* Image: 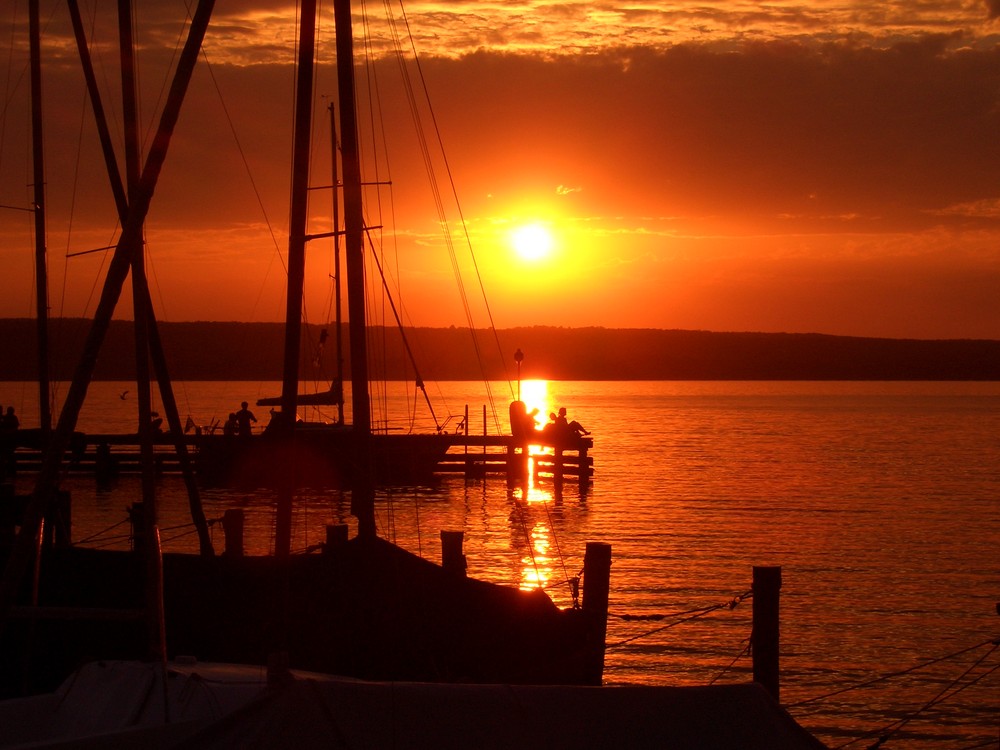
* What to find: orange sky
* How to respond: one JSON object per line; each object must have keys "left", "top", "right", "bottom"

{"left": 2, "top": 1, "right": 999, "bottom": 339}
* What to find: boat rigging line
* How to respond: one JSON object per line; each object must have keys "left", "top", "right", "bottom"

{"left": 366, "top": 0, "right": 513, "bottom": 428}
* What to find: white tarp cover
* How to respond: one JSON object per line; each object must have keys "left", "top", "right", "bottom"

{"left": 0, "top": 661, "right": 826, "bottom": 750}
{"left": 180, "top": 673, "right": 827, "bottom": 750}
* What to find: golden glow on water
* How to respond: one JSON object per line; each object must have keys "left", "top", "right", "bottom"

{"left": 518, "top": 379, "right": 551, "bottom": 421}
{"left": 519, "top": 520, "right": 553, "bottom": 591}
{"left": 6, "top": 380, "right": 999, "bottom": 748}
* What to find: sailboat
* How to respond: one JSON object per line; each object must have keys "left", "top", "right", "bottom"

{"left": 0, "top": 0, "right": 608, "bottom": 699}
{"left": 189, "top": 5, "right": 483, "bottom": 490}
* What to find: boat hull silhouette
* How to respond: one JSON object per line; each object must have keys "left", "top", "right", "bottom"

{"left": 194, "top": 428, "right": 455, "bottom": 486}
{"left": 1, "top": 535, "right": 605, "bottom": 698}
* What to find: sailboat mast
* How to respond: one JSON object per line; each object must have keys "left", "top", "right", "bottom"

{"left": 28, "top": 0, "right": 50, "bottom": 435}
{"left": 329, "top": 102, "right": 345, "bottom": 426}
{"left": 279, "top": 0, "right": 316, "bottom": 422}
{"left": 334, "top": 0, "right": 376, "bottom": 538}
{"left": 274, "top": 0, "right": 318, "bottom": 558}
{"left": 334, "top": 0, "right": 369, "bottom": 436}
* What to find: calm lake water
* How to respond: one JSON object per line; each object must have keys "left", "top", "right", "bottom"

{"left": 3, "top": 379, "right": 999, "bottom": 748}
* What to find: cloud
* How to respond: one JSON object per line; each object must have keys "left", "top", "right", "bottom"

{"left": 422, "top": 40, "right": 1000, "bottom": 234}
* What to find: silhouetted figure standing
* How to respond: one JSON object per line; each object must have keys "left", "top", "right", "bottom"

{"left": 2, "top": 406, "right": 19, "bottom": 431}
{"left": 235, "top": 401, "right": 257, "bottom": 438}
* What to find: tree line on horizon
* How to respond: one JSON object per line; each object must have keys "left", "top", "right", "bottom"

{"left": 1, "top": 318, "right": 998, "bottom": 382}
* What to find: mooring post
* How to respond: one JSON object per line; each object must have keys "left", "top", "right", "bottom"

{"left": 324, "top": 523, "right": 349, "bottom": 555}
{"left": 752, "top": 565, "right": 782, "bottom": 702}
{"left": 582, "top": 541, "right": 612, "bottom": 685}
{"left": 441, "top": 530, "right": 467, "bottom": 576}
{"left": 128, "top": 502, "right": 145, "bottom": 554}
{"left": 578, "top": 446, "right": 590, "bottom": 488}
{"left": 221, "top": 508, "right": 244, "bottom": 557}
{"left": 43, "top": 490, "right": 71, "bottom": 549}
{"left": 505, "top": 443, "right": 528, "bottom": 487}
{"left": 0, "top": 484, "right": 16, "bottom": 547}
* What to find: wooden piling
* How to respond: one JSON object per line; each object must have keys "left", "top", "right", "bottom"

{"left": 221, "top": 508, "right": 244, "bottom": 557}
{"left": 128, "top": 502, "right": 144, "bottom": 553}
{"left": 42, "top": 490, "right": 71, "bottom": 549}
{"left": 752, "top": 565, "right": 782, "bottom": 702}
{"left": 324, "top": 523, "right": 349, "bottom": 554}
{"left": 0, "top": 484, "right": 15, "bottom": 547}
{"left": 582, "top": 541, "right": 612, "bottom": 685}
{"left": 440, "top": 530, "right": 467, "bottom": 576}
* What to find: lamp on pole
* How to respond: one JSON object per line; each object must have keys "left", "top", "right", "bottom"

{"left": 514, "top": 348, "right": 524, "bottom": 401}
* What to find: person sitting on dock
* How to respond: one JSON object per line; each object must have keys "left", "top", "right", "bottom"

{"left": 558, "top": 407, "right": 590, "bottom": 437}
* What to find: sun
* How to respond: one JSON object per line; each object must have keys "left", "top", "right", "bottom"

{"left": 510, "top": 223, "right": 554, "bottom": 262}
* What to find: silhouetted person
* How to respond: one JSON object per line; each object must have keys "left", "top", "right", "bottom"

{"left": 223, "top": 412, "right": 238, "bottom": 437}
{"left": 235, "top": 401, "right": 257, "bottom": 438}
{"left": 558, "top": 407, "right": 589, "bottom": 437}
{"left": 541, "top": 411, "right": 560, "bottom": 441}
{"left": 508, "top": 401, "right": 539, "bottom": 441}
{"left": 2, "top": 406, "right": 19, "bottom": 431}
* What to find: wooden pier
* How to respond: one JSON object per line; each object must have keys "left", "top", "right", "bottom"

{"left": 4, "top": 433, "right": 594, "bottom": 488}
{"left": 439, "top": 435, "right": 593, "bottom": 486}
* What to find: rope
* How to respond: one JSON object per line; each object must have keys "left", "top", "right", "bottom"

{"left": 538, "top": 496, "right": 574, "bottom": 605}
{"left": 843, "top": 643, "right": 1000, "bottom": 750}
{"left": 509, "top": 498, "right": 543, "bottom": 589}
{"left": 160, "top": 526, "right": 201, "bottom": 545}
{"left": 788, "top": 637, "right": 998, "bottom": 708}
{"left": 608, "top": 590, "right": 752, "bottom": 648}
{"left": 709, "top": 638, "right": 752, "bottom": 685}
{"left": 75, "top": 516, "right": 130, "bottom": 545}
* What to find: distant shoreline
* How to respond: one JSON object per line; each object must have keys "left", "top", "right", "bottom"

{"left": 2, "top": 319, "right": 999, "bottom": 382}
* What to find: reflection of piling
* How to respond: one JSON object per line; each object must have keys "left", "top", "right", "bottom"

{"left": 440, "top": 530, "right": 467, "bottom": 577}
{"left": 752, "top": 565, "right": 782, "bottom": 702}
{"left": 582, "top": 541, "right": 612, "bottom": 685}
{"left": 221, "top": 509, "right": 244, "bottom": 557}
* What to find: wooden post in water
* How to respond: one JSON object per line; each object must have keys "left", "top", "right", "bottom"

{"left": 42, "top": 490, "right": 71, "bottom": 549}
{"left": 582, "top": 541, "right": 612, "bottom": 685}
{"left": 128, "top": 502, "right": 144, "bottom": 554}
{"left": 752, "top": 565, "right": 782, "bottom": 702}
{"left": 324, "top": 523, "right": 349, "bottom": 554}
{"left": 441, "top": 530, "right": 467, "bottom": 577}
{"left": 221, "top": 509, "right": 244, "bottom": 557}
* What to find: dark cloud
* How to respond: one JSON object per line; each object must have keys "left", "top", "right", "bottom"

{"left": 419, "top": 40, "right": 1000, "bottom": 234}
{"left": 987, "top": 0, "right": 1000, "bottom": 20}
